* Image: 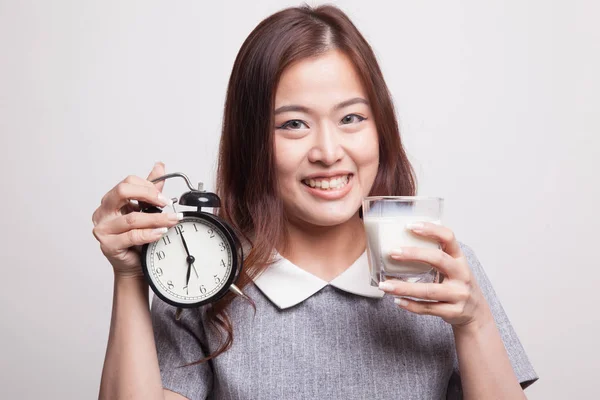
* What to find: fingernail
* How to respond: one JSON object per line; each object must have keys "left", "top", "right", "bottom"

{"left": 157, "top": 193, "right": 172, "bottom": 207}
{"left": 390, "top": 248, "right": 403, "bottom": 258}
{"left": 406, "top": 222, "right": 424, "bottom": 231}
{"left": 378, "top": 281, "right": 394, "bottom": 291}
{"left": 152, "top": 227, "right": 168, "bottom": 235}
{"left": 167, "top": 212, "right": 184, "bottom": 221}
{"left": 394, "top": 298, "right": 409, "bottom": 307}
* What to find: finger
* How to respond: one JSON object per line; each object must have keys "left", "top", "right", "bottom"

{"left": 389, "top": 246, "right": 466, "bottom": 281}
{"left": 94, "top": 172, "right": 167, "bottom": 227}
{"left": 405, "top": 222, "right": 462, "bottom": 259}
{"left": 99, "top": 174, "right": 156, "bottom": 210}
{"left": 394, "top": 296, "right": 458, "bottom": 317}
{"left": 94, "top": 199, "right": 142, "bottom": 228}
{"left": 147, "top": 162, "right": 166, "bottom": 192}
{"left": 102, "top": 181, "right": 171, "bottom": 213}
{"left": 378, "top": 280, "right": 466, "bottom": 303}
{"left": 101, "top": 211, "right": 183, "bottom": 235}
{"left": 119, "top": 200, "right": 141, "bottom": 215}
{"left": 102, "top": 226, "right": 172, "bottom": 254}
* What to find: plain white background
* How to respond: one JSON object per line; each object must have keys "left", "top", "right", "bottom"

{"left": 1, "top": 0, "right": 598, "bottom": 398}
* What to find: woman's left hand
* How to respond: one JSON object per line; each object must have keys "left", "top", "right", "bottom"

{"left": 377, "top": 222, "right": 493, "bottom": 329}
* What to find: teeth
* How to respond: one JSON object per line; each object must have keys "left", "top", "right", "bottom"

{"left": 302, "top": 174, "right": 351, "bottom": 190}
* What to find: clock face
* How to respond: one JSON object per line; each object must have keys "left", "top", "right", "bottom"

{"left": 144, "top": 215, "right": 234, "bottom": 306}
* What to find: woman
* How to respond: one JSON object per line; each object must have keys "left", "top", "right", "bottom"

{"left": 93, "top": 5, "right": 537, "bottom": 399}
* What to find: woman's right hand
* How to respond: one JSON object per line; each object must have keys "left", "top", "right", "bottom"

{"left": 92, "top": 162, "right": 183, "bottom": 279}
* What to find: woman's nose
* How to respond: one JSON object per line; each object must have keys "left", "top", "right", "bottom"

{"left": 307, "top": 123, "right": 345, "bottom": 166}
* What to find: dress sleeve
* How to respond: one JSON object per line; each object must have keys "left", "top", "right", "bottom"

{"left": 150, "top": 294, "right": 213, "bottom": 400}
{"left": 446, "top": 243, "right": 539, "bottom": 399}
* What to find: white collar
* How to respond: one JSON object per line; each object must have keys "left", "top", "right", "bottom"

{"left": 252, "top": 251, "right": 384, "bottom": 309}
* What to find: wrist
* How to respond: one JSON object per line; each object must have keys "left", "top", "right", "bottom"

{"left": 113, "top": 275, "right": 150, "bottom": 308}
{"left": 113, "top": 270, "right": 147, "bottom": 282}
{"left": 114, "top": 273, "right": 149, "bottom": 291}
{"left": 452, "top": 306, "right": 495, "bottom": 337}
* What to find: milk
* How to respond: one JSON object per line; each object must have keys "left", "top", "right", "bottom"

{"left": 364, "top": 215, "right": 441, "bottom": 284}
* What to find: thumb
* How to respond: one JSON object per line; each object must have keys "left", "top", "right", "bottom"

{"left": 147, "top": 162, "right": 166, "bottom": 192}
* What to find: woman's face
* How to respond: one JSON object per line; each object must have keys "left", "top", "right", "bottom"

{"left": 273, "top": 49, "right": 379, "bottom": 227}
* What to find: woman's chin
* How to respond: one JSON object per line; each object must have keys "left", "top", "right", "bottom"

{"left": 283, "top": 195, "right": 363, "bottom": 228}
{"left": 301, "top": 209, "right": 359, "bottom": 228}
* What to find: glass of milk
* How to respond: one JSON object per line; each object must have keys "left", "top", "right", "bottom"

{"left": 363, "top": 196, "right": 444, "bottom": 287}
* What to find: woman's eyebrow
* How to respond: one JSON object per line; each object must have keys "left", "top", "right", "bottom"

{"left": 274, "top": 97, "right": 369, "bottom": 115}
{"left": 333, "top": 97, "right": 369, "bottom": 111}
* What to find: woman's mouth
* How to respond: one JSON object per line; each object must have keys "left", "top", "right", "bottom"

{"left": 301, "top": 174, "right": 353, "bottom": 191}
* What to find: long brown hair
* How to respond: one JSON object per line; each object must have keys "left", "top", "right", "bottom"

{"left": 185, "top": 3, "right": 416, "bottom": 365}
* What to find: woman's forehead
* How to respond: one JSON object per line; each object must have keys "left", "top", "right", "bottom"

{"left": 274, "top": 50, "right": 368, "bottom": 110}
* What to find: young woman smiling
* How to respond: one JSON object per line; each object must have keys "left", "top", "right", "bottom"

{"left": 93, "top": 5, "right": 537, "bottom": 399}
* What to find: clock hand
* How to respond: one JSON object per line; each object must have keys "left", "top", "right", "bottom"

{"left": 176, "top": 225, "right": 196, "bottom": 288}
{"left": 178, "top": 226, "right": 192, "bottom": 258}
{"left": 185, "top": 258, "right": 192, "bottom": 288}
{"left": 192, "top": 263, "right": 199, "bottom": 278}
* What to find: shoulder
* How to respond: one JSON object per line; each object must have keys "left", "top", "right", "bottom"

{"left": 458, "top": 241, "right": 478, "bottom": 263}
{"left": 456, "top": 241, "right": 501, "bottom": 302}
{"left": 458, "top": 241, "right": 487, "bottom": 278}
{"left": 455, "top": 244, "right": 539, "bottom": 388}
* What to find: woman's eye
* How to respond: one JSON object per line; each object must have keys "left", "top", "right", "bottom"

{"left": 341, "top": 114, "right": 366, "bottom": 125}
{"left": 278, "top": 120, "right": 308, "bottom": 130}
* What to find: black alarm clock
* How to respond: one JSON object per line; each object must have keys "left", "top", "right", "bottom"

{"left": 139, "top": 173, "right": 245, "bottom": 315}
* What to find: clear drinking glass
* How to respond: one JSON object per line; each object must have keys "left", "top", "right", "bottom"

{"left": 362, "top": 196, "right": 444, "bottom": 287}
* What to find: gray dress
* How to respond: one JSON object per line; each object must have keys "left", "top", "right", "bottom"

{"left": 151, "top": 243, "right": 538, "bottom": 399}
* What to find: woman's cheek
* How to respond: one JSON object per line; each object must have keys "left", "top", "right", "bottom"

{"left": 351, "top": 128, "right": 378, "bottom": 163}
{"left": 355, "top": 128, "right": 379, "bottom": 192}
{"left": 274, "top": 141, "right": 302, "bottom": 183}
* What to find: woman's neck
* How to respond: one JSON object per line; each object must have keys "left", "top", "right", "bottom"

{"left": 278, "top": 212, "right": 366, "bottom": 281}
